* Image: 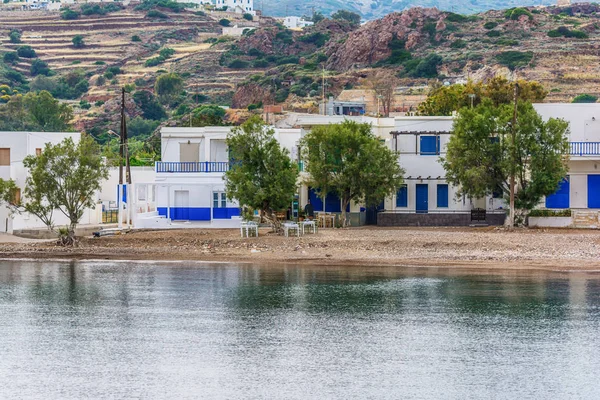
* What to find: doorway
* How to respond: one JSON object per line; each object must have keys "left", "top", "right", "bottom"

{"left": 174, "top": 190, "right": 189, "bottom": 220}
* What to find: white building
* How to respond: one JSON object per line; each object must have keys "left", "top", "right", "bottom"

{"left": 0, "top": 131, "right": 100, "bottom": 234}
{"left": 282, "top": 16, "right": 314, "bottom": 30}
{"left": 215, "top": 0, "right": 253, "bottom": 14}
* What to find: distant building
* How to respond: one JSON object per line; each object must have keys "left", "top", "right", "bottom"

{"left": 215, "top": 0, "right": 254, "bottom": 14}
{"left": 283, "top": 16, "right": 314, "bottom": 30}
{"left": 322, "top": 96, "right": 366, "bottom": 116}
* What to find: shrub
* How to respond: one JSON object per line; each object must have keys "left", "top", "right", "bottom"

{"left": 483, "top": 21, "right": 498, "bottom": 30}
{"left": 219, "top": 19, "right": 231, "bottom": 27}
{"left": 72, "top": 35, "right": 85, "bottom": 48}
{"left": 104, "top": 71, "right": 114, "bottom": 79}
{"left": 247, "top": 103, "right": 260, "bottom": 110}
{"left": 275, "top": 56, "right": 300, "bottom": 65}
{"left": 123, "top": 83, "right": 136, "bottom": 93}
{"left": 495, "top": 51, "right": 533, "bottom": 70}
{"left": 95, "top": 100, "right": 105, "bottom": 107}
{"left": 247, "top": 48, "right": 264, "bottom": 57}
{"left": 450, "top": 39, "right": 467, "bottom": 49}
{"left": 3, "top": 52, "right": 19, "bottom": 64}
{"left": 144, "top": 57, "right": 163, "bottom": 67}
{"left": 486, "top": 30, "right": 502, "bottom": 37}
{"left": 505, "top": 7, "right": 533, "bottom": 21}
{"left": 445, "top": 12, "right": 468, "bottom": 23}
{"left": 195, "top": 11, "right": 205, "bottom": 16}
{"left": 17, "top": 45, "right": 37, "bottom": 58}
{"left": 496, "top": 39, "right": 519, "bottom": 46}
{"left": 106, "top": 66, "right": 121, "bottom": 75}
{"left": 132, "top": 35, "right": 142, "bottom": 42}
{"left": 572, "top": 94, "right": 598, "bottom": 103}
{"left": 146, "top": 10, "right": 168, "bottom": 19}
{"left": 253, "top": 59, "right": 269, "bottom": 68}
{"left": 159, "top": 47, "right": 175, "bottom": 59}
{"left": 243, "top": 13, "right": 253, "bottom": 21}
{"left": 96, "top": 76, "right": 106, "bottom": 86}
{"left": 9, "top": 30, "right": 21, "bottom": 44}
{"left": 228, "top": 59, "right": 249, "bottom": 69}
{"left": 404, "top": 54, "right": 443, "bottom": 78}
{"left": 79, "top": 100, "right": 91, "bottom": 109}
{"left": 30, "top": 59, "right": 51, "bottom": 77}
{"left": 133, "top": 90, "right": 167, "bottom": 120}
{"left": 94, "top": 61, "right": 105, "bottom": 65}
{"left": 61, "top": 8, "right": 80, "bottom": 20}
{"left": 5, "top": 70, "right": 25, "bottom": 84}
{"left": 548, "top": 26, "right": 588, "bottom": 39}
{"left": 298, "top": 32, "right": 330, "bottom": 47}
{"left": 529, "top": 209, "right": 571, "bottom": 217}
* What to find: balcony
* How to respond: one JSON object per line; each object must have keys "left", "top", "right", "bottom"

{"left": 156, "top": 162, "right": 230, "bottom": 173}
{"left": 570, "top": 142, "right": 600, "bottom": 156}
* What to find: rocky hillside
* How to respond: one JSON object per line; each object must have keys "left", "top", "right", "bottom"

{"left": 263, "top": 0, "right": 556, "bottom": 19}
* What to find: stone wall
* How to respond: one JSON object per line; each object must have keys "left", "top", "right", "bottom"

{"left": 377, "top": 212, "right": 506, "bottom": 227}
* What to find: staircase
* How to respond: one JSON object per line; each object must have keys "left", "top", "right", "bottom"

{"left": 572, "top": 210, "right": 599, "bottom": 229}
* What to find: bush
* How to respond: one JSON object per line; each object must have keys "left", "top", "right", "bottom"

{"left": 128, "top": 116, "right": 160, "bottom": 138}
{"left": 572, "top": 94, "right": 598, "bottom": 103}
{"left": 72, "top": 35, "right": 85, "bottom": 48}
{"left": 134, "top": 0, "right": 185, "bottom": 13}
{"left": 331, "top": 10, "right": 361, "bottom": 26}
{"left": 5, "top": 70, "right": 25, "bottom": 84}
{"left": 483, "top": 21, "right": 498, "bottom": 30}
{"left": 275, "top": 56, "right": 300, "bottom": 65}
{"left": 495, "top": 51, "right": 533, "bottom": 70}
{"left": 133, "top": 90, "right": 167, "bottom": 120}
{"left": 17, "top": 45, "right": 37, "bottom": 58}
{"left": 61, "top": 8, "right": 80, "bottom": 20}
{"left": 243, "top": 13, "right": 253, "bottom": 21}
{"left": 529, "top": 209, "right": 571, "bottom": 217}
{"left": 9, "top": 30, "right": 21, "bottom": 44}
{"left": 104, "top": 71, "right": 114, "bottom": 79}
{"left": 496, "top": 39, "right": 519, "bottom": 46}
{"left": 96, "top": 76, "right": 106, "bottom": 86}
{"left": 404, "top": 54, "right": 443, "bottom": 78}
{"left": 219, "top": 19, "right": 231, "bottom": 27}
{"left": 30, "top": 59, "right": 51, "bottom": 77}
{"left": 298, "top": 32, "right": 330, "bottom": 47}
{"left": 80, "top": 3, "right": 122, "bottom": 15}
{"left": 146, "top": 10, "right": 168, "bottom": 19}
{"left": 548, "top": 26, "right": 588, "bottom": 39}
{"left": 95, "top": 100, "right": 105, "bottom": 107}
{"left": 159, "top": 47, "right": 175, "bottom": 59}
{"left": 228, "top": 59, "right": 249, "bottom": 69}
{"left": 79, "top": 100, "right": 91, "bottom": 109}
{"left": 505, "top": 7, "right": 533, "bottom": 21}
{"left": 106, "top": 66, "right": 121, "bottom": 75}
{"left": 3, "top": 52, "right": 19, "bottom": 64}
{"left": 450, "top": 39, "right": 467, "bottom": 49}
{"left": 445, "top": 12, "right": 468, "bottom": 23}
{"left": 195, "top": 11, "right": 205, "bottom": 17}
{"left": 94, "top": 61, "right": 105, "bottom": 65}
{"left": 486, "top": 30, "right": 502, "bottom": 37}
{"left": 132, "top": 35, "right": 142, "bottom": 42}
{"left": 252, "top": 59, "right": 269, "bottom": 68}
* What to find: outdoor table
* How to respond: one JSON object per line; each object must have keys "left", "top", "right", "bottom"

{"left": 283, "top": 222, "right": 301, "bottom": 237}
{"left": 318, "top": 214, "right": 336, "bottom": 228}
{"left": 240, "top": 221, "right": 259, "bottom": 238}
{"left": 301, "top": 220, "right": 317, "bottom": 235}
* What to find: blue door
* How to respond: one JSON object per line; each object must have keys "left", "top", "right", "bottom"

{"left": 588, "top": 175, "right": 600, "bottom": 208}
{"left": 546, "top": 177, "right": 569, "bottom": 209}
{"left": 416, "top": 184, "right": 428, "bottom": 214}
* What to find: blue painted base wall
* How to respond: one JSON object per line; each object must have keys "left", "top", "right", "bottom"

{"left": 157, "top": 207, "right": 240, "bottom": 221}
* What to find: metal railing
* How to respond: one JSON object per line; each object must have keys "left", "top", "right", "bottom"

{"left": 570, "top": 142, "right": 600, "bottom": 156}
{"left": 102, "top": 210, "right": 118, "bottom": 224}
{"left": 156, "top": 162, "right": 230, "bottom": 173}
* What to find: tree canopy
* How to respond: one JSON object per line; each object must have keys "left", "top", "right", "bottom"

{"left": 331, "top": 10, "right": 361, "bottom": 26}
{"left": 418, "top": 77, "right": 547, "bottom": 116}
{"left": 442, "top": 100, "right": 569, "bottom": 223}
{"left": 225, "top": 116, "right": 299, "bottom": 232}
{"left": 155, "top": 72, "right": 183, "bottom": 104}
{"left": 0, "top": 91, "right": 73, "bottom": 131}
{"left": 301, "top": 121, "right": 404, "bottom": 227}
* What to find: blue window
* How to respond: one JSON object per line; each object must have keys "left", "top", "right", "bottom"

{"left": 420, "top": 136, "right": 440, "bottom": 155}
{"left": 546, "top": 177, "right": 570, "bottom": 209}
{"left": 396, "top": 185, "right": 408, "bottom": 207}
{"left": 437, "top": 184, "right": 449, "bottom": 208}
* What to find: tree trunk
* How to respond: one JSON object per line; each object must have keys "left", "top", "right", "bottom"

{"left": 263, "top": 208, "right": 283, "bottom": 234}
{"left": 341, "top": 198, "right": 351, "bottom": 228}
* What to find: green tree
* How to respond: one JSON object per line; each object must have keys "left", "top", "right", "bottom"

{"left": 441, "top": 100, "right": 570, "bottom": 225}
{"left": 133, "top": 90, "right": 167, "bottom": 120}
{"left": 225, "top": 116, "right": 299, "bottom": 232}
{"left": 30, "top": 59, "right": 51, "bottom": 77}
{"left": 9, "top": 30, "right": 21, "bottom": 44}
{"left": 61, "top": 8, "right": 80, "bottom": 20}
{"left": 572, "top": 94, "right": 597, "bottom": 103}
{"left": 189, "top": 105, "right": 227, "bottom": 126}
{"left": 219, "top": 18, "right": 231, "bottom": 27}
{"left": 16, "top": 45, "right": 37, "bottom": 58}
{"left": 154, "top": 72, "right": 183, "bottom": 104}
{"left": 23, "top": 91, "right": 73, "bottom": 131}
{"left": 72, "top": 35, "right": 85, "bottom": 48}
{"left": 331, "top": 10, "right": 361, "bottom": 26}
{"left": 301, "top": 121, "right": 404, "bottom": 227}
{"left": 0, "top": 136, "right": 108, "bottom": 245}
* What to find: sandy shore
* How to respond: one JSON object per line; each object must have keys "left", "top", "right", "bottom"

{"left": 2, "top": 227, "right": 600, "bottom": 271}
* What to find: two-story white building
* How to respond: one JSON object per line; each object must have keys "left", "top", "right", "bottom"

{"left": 215, "top": 0, "right": 253, "bottom": 14}
{"left": 0, "top": 131, "right": 100, "bottom": 234}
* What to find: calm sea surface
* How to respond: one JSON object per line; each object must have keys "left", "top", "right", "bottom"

{"left": 0, "top": 260, "right": 599, "bottom": 399}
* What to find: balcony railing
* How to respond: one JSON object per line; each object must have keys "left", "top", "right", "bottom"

{"left": 570, "top": 142, "right": 600, "bottom": 156}
{"left": 156, "top": 161, "right": 230, "bottom": 173}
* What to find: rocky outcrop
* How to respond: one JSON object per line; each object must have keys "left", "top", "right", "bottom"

{"left": 232, "top": 83, "right": 273, "bottom": 109}
{"left": 326, "top": 8, "right": 445, "bottom": 71}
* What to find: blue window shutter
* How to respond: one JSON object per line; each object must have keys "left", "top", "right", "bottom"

{"left": 420, "top": 136, "right": 440, "bottom": 155}
{"left": 396, "top": 185, "right": 408, "bottom": 207}
{"left": 437, "top": 184, "right": 449, "bottom": 208}
{"left": 546, "top": 177, "right": 570, "bottom": 209}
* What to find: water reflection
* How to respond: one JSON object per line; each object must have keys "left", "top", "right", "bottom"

{"left": 0, "top": 261, "right": 599, "bottom": 399}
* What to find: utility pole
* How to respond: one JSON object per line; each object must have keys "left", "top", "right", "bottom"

{"left": 322, "top": 64, "right": 326, "bottom": 115}
{"left": 509, "top": 81, "right": 519, "bottom": 229}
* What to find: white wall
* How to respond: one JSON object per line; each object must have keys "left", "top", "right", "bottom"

{"left": 99, "top": 167, "right": 157, "bottom": 204}
{"left": 534, "top": 103, "right": 600, "bottom": 142}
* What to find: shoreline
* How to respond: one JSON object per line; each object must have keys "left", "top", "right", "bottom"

{"left": 2, "top": 226, "right": 600, "bottom": 273}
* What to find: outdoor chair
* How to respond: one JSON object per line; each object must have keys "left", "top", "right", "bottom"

{"left": 283, "top": 222, "right": 301, "bottom": 237}
{"left": 241, "top": 221, "right": 259, "bottom": 238}
{"left": 301, "top": 220, "right": 317, "bottom": 235}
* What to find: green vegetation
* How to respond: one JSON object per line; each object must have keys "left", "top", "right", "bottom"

{"left": 133, "top": 90, "right": 167, "bottom": 120}
{"left": 3, "top": 52, "right": 19, "bottom": 64}
{"left": 16, "top": 46, "right": 37, "bottom": 58}
{"left": 135, "top": 0, "right": 187, "bottom": 12}
{"left": 483, "top": 21, "right": 498, "bottom": 30}
{"left": 301, "top": 121, "right": 404, "bottom": 227}
{"left": 30, "top": 59, "right": 51, "bottom": 77}
{"left": 219, "top": 19, "right": 231, "bottom": 27}
{"left": 331, "top": 10, "right": 361, "bottom": 26}
{"left": 145, "top": 47, "right": 176, "bottom": 67}
{"left": 486, "top": 30, "right": 502, "bottom": 37}
{"left": 450, "top": 39, "right": 467, "bottom": 49}
{"left": 146, "top": 10, "right": 168, "bottom": 19}
{"left": 572, "top": 94, "right": 598, "bottom": 103}
{"left": 72, "top": 35, "right": 85, "bottom": 48}
{"left": 61, "top": 8, "right": 80, "bottom": 20}
{"left": 495, "top": 51, "right": 533, "bottom": 70}
{"left": 80, "top": 3, "right": 122, "bottom": 15}
{"left": 377, "top": 36, "right": 412, "bottom": 66}
{"left": 225, "top": 116, "right": 299, "bottom": 232}
{"left": 0, "top": 91, "right": 73, "bottom": 131}
{"left": 298, "top": 32, "right": 330, "bottom": 47}
{"left": 243, "top": 13, "right": 253, "bottom": 21}
{"left": 403, "top": 54, "right": 443, "bottom": 78}
{"left": 132, "top": 35, "right": 142, "bottom": 42}
{"left": 529, "top": 209, "right": 571, "bottom": 217}
{"left": 504, "top": 7, "right": 533, "bottom": 21}
{"left": 548, "top": 26, "right": 588, "bottom": 39}
{"left": 442, "top": 100, "right": 569, "bottom": 224}
{"left": 155, "top": 72, "right": 183, "bottom": 104}
{"left": 9, "top": 30, "right": 21, "bottom": 44}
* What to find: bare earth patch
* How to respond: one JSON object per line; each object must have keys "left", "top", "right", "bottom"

{"left": 1, "top": 227, "right": 600, "bottom": 271}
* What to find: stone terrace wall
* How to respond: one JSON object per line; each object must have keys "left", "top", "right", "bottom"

{"left": 377, "top": 213, "right": 506, "bottom": 227}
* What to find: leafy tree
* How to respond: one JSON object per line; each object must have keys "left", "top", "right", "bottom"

{"left": 72, "top": 35, "right": 85, "bottom": 48}
{"left": 331, "top": 10, "right": 361, "bottom": 26}
{"left": 30, "top": 59, "right": 51, "bottom": 77}
{"left": 225, "top": 116, "right": 299, "bottom": 232}
{"left": 61, "top": 8, "right": 80, "bottom": 20}
{"left": 133, "top": 90, "right": 167, "bottom": 120}
{"left": 0, "top": 136, "right": 108, "bottom": 245}
{"left": 441, "top": 100, "right": 569, "bottom": 225}
{"left": 3, "top": 52, "right": 19, "bottom": 64}
{"left": 301, "top": 121, "right": 404, "bottom": 227}
{"left": 188, "top": 105, "right": 227, "bottom": 126}
{"left": 132, "top": 35, "right": 142, "bottom": 42}
{"left": 243, "top": 13, "right": 253, "bottom": 21}
{"left": 154, "top": 72, "right": 183, "bottom": 104}
{"left": 219, "top": 19, "right": 230, "bottom": 27}
{"left": 418, "top": 77, "right": 547, "bottom": 116}
{"left": 16, "top": 45, "right": 37, "bottom": 58}
{"left": 128, "top": 116, "right": 160, "bottom": 138}
{"left": 146, "top": 10, "right": 168, "bottom": 18}
{"left": 495, "top": 51, "right": 533, "bottom": 70}
{"left": 23, "top": 91, "right": 73, "bottom": 131}
{"left": 9, "top": 30, "right": 21, "bottom": 44}
{"left": 572, "top": 94, "right": 597, "bottom": 103}
{"left": 311, "top": 11, "right": 325, "bottom": 23}
{"left": 0, "top": 94, "right": 32, "bottom": 130}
